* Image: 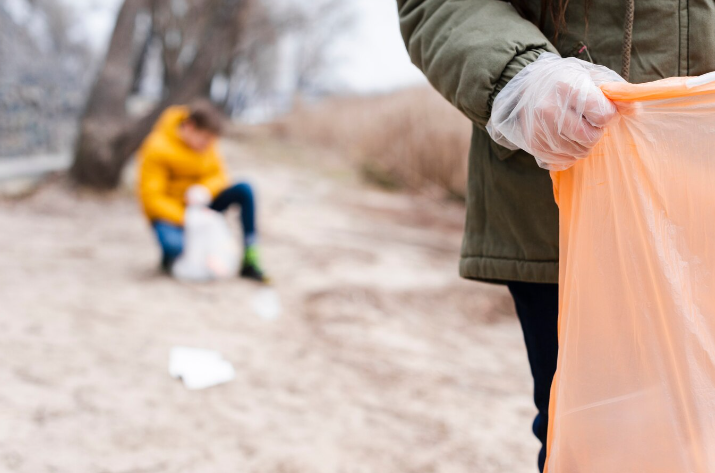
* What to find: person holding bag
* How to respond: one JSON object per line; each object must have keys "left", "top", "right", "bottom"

{"left": 396, "top": 1, "right": 715, "bottom": 470}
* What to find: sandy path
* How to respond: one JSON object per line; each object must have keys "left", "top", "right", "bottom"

{"left": 0, "top": 138, "right": 539, "bottom": 473}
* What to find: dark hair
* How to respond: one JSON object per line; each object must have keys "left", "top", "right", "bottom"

{"left": 510, "top": 0, "right": 591, "bottom": 43}
{"left": 185, "top": 99, "right": 225, "bottom": 135}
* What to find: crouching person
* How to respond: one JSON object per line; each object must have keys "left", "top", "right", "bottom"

{"left": 137, "top": 100, "right": 268, "bottom": 282}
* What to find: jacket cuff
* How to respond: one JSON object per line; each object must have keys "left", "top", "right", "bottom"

{"left": 487, "top": 48, "right": 552, "bottom": 114}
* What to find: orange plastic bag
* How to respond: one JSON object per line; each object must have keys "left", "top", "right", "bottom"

{"left": 547, "top": 75, "right": 715, "bottom": 473}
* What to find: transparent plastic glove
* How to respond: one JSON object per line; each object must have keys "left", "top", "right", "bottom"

{"left": 486, "top": 52, "right": 625, "bottom": 171}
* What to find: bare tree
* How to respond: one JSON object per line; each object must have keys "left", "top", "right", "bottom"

{"left": 70, "top": 0, "right": 152, "bottom": 188}
{"left": 150, "top": 0, "right": 219, "bottom": 92}
{"left": 71, "top": 0, "right": 248, "bottom": 189}
{"left": 223, "top": 0, "right": 355, "bottom": 117}
{"left": 293, "top": 1, "right": 354, "bottom": 94}
{"left": 71, "top": 0, "right": 353, "bottom": 188}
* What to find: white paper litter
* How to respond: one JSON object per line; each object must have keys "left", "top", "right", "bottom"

{"left": 252, "top": 288, "right": 282, "bottom": 320}
{"left": 168, "top": 346, "right": 235, "bottom": 390}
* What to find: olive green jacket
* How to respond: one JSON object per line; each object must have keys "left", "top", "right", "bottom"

{"left": 397, "top": 0, "right": 715, "bottom": 283}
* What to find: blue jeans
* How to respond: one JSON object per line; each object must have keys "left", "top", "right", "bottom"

{"left": 153, "top": 182, "right": 257, "bottom": 268}
{"left": 506, "top": 281, "right": 559, "bottom": 473}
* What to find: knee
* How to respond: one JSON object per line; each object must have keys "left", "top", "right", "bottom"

{"left": 226, "top": 182, "right": 254, "bottom": 205}
{"left": 232, "top": 182, "right": 254, "bottom": 198}
{"left": 533, "top": 413, "right": 549, "bottom": 444}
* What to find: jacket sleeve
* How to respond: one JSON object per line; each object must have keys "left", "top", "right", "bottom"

{"left": 198, "top": 151, "right": 229, "bottom": 198}
{"left": 138, "top": 149, "right": 185, "bottom": 226}
{"left": 397, "top": 0, "right": 559, "bottom": 128}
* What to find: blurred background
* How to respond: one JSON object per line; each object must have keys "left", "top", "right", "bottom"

{"left": 0, "top": 1, "right": 538, "bottom": 472}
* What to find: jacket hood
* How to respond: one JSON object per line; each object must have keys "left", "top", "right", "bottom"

{"left": 153, "top": 106, "right": 189, "bottom": 143}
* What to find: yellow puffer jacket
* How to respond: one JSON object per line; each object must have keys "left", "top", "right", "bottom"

{"left": 137, "top": 106, "right": 228, "bottom": 226}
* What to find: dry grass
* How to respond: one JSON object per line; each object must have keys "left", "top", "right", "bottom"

{"left": 270, "top": 87, "right": 472, "bottom": 199}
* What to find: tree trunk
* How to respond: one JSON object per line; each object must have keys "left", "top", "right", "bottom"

{"left": 72, "top": 0, "right": 247, "bottom": 190}
{"left": 71, "top": 0, "right": 150, "bottom": 188}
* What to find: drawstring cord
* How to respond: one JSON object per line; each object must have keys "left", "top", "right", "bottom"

{"left": 621, "top": 0, "right": 635, "bottom": 81}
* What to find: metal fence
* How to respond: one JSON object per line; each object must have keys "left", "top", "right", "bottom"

{"left": 0, "top": 7, "right": 89, "bottom": 159}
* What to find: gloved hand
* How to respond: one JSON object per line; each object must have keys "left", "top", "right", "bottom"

{"left": 487, "top": 52, "right": 625, "bottom": 171}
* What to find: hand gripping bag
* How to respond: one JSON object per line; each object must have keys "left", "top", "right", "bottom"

{"left": 547, "top": 74, "right": 715, "bottom": 473}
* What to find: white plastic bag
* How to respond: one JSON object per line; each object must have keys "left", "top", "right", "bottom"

{"left": 172, "top": 186, "right": 239, "bottom": 282}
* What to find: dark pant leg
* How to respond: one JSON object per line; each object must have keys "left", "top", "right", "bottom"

{"left": 210, "top": 182, "right": 256, "bottom": 246}
{"left": 506, "top": 281, "right": 559, "bottom": 473}
{"left": 152, "top": 221, "right": 184, "bottom": 270}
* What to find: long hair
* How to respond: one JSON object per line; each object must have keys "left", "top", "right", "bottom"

{"left": 510, "top": 0, "right": 590, "bottom": 43}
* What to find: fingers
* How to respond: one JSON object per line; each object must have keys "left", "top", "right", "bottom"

{"left": 556, "top": 79, "right": 617, "bottom": 128}
{"left": 559, "top": 110, "right": 604, "bottom": 149}
{"left": 581, "top": 88, "right": 618, "bottom": 127}
{"left": 486, "top": 54, "right": 621, "bottom": 170}
{"left": 535, "top": 102, "right": 601, "bottom": 155}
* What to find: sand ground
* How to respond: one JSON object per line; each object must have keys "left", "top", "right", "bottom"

{"left": 0, "top": 138, "right": 540, "bottom": 473}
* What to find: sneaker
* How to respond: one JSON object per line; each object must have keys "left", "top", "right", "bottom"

{"left": 240, "top": 263, "right": 270, "bottom": 283}
{"left": 240, "top": 245, "right": 270, "bottom": 283}
{"left": 160, "top": 255, "right": 175, "bottom": 275}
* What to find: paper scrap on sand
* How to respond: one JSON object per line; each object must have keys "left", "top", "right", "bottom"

{"left": 252, "top": 288, "right": 282, "bottom": 320}
{"left": 169, "top": 346, "right": 235, "bottom": 390}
